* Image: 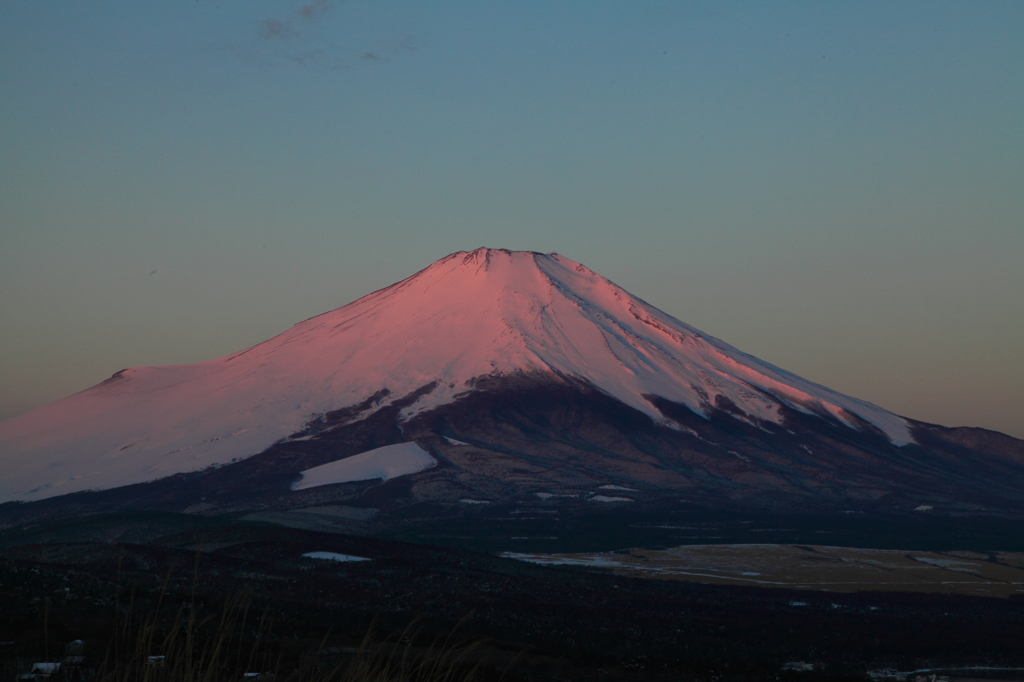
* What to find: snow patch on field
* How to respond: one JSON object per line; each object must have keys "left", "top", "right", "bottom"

{"left": 291, "top": 443, "right": 435, "bottom": 491}
{"left": 302, "top": 552, "right": 370, "bottom": 563}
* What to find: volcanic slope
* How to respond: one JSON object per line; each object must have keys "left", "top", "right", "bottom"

{"left": 1, "top": 248, "right": 1022, "bottom": 518}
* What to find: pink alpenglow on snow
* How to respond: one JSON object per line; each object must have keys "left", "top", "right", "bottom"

{"left": 0, "top": 248, "right": 913, "bottom": 503}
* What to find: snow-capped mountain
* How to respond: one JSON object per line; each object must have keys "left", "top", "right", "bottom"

{"left": 1, "top": 248, "right": 1022, "bottom": 517}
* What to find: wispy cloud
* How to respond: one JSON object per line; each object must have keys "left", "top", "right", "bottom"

{"left": 296, "top": 0, "right": 332, "bottom": 21}
{"left": 358, "top": 36, "right": 418, "bottom": 64}
{"left": 257, "top": 0, "right": 334, "bottom": 41}
{"left": 258, "top": 18, "right": 295, "bottom": 40}
{"left": 236, "top": 1, "right": 416, "bottom": 72}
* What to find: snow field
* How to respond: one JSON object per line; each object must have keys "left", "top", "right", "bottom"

{"left": 301, "top": 552, "right": 370, "bottom": 563}
{"left": 291, "top": 442, "right": 436, "bottom": 491}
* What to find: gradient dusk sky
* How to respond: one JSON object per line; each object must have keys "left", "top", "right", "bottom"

{"left": 1, "top": 1, "right": 1022, "bottom": 438}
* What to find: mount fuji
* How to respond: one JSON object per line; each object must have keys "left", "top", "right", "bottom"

{"left": 2, "top": 248, "right": 1023, "bottom": 527}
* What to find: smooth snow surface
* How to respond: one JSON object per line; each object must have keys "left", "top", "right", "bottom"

{"left": 534, "top": 492, "right": 579, "bottom": 499}
{"left": 301, "top": 552, "right": 370, "bottom": 562}
{"left": 0, "top": 248, "right": 912, "bottom": 502}
{"left": 292, "top": 443, "right": 435, "bottom": 491}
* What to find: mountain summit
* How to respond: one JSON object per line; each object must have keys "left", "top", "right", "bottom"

{"left": 1, "top": 248, "right": 1022, "bottom": 517}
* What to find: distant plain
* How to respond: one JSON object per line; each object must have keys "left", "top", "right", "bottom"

{"left": 503, "top": 544, "right": 1024, "bottom": 598}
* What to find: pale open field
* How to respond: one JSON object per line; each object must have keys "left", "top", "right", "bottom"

{"left": 502, "top": 545, "right": 1024, "bottom": 597}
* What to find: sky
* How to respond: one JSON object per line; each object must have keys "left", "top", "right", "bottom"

{"left": 1, "top": 1, "right": 1022, "bottom": 438}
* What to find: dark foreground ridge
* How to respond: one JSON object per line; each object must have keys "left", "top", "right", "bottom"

{"left": 2, "top": 513, "right": 1024, "bottom": 681}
